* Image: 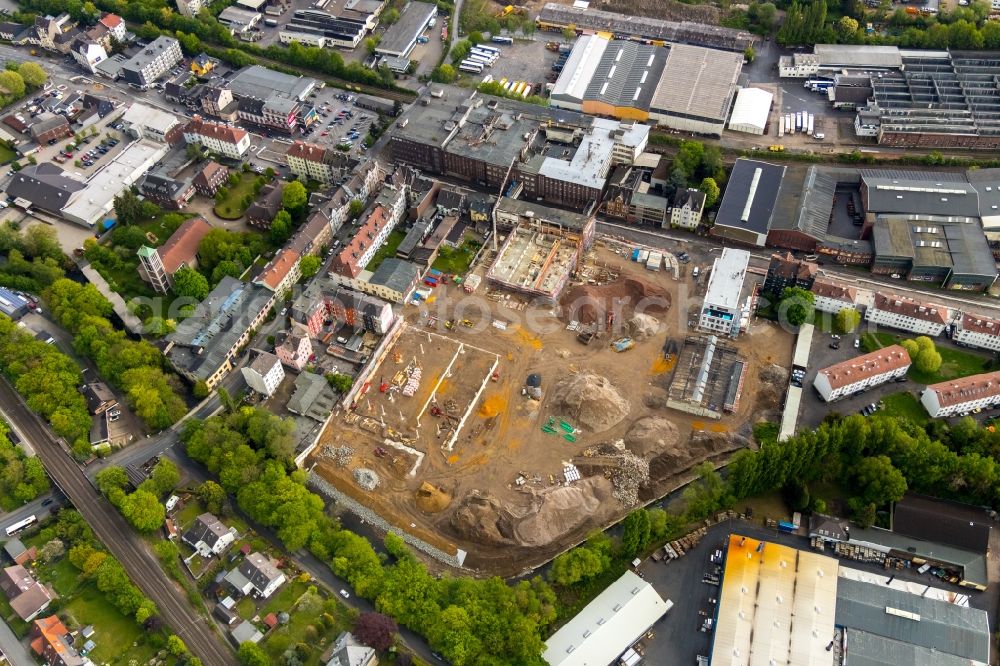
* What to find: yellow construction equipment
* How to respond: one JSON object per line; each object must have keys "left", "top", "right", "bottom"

{"left": 495, "top": 4, "right": 526, "bottom": 17}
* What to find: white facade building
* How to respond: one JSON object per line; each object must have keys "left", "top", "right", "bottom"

{"left": 813, "top": 344, "right": 911, "bottom": 402}
{"left": 241, "top": 351, "right": 284, "bottom": 397}
{"left": 811, "top": 279, "right": 857, "bottom": 314}
{"left": 669, "top": 188, "right": 706, "bottom": 230}
{"left": 71, "top": 40, "right": 109, "bottom": 74}
{"left": 183, "top": 116, "right": 251, "bottom": 159}
{"left": 176, "top": 0, "right": 201, "bottom": 16}
{"left": 698, "top": 248, "right": 751, "bottom": 337}
{"left": 865, "top": 292, "right": 949, "bottom": 336}
{"left": 727, "top": 87, "right": 773, "bottom": 135}
{"left": 922, "top": 370, "right": 1000, "bottom": 418}
{"left": 952, "top": 312, "right": 1000, "bottom": 352}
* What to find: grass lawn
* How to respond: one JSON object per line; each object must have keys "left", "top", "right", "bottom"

{"left": 62, "top": 582, "right": 160, "bottom": 665}
{"left": 432, "top": 235, "right": 481, "bottom": 275}
{"left": 236, "top": 597, "right": 256, "bottom": 621}
{"left": 134, "top": 213, "right": 188, "bottom": 245}
{"left": 262, "top": 592, "right": 353, "bottom": 666}
{"left": 259, "top": 579, "right": 309, "bottom": 618}
{"left": 214, "top": 173, "right": 260, "bottom": 220}
{"left": 880, "top": 391, "right": 929, "bottom": 426}
{"left": 860, "top": 331, "right": 993, "bottom": 384}
{"left": 364, "top": 229, "right": 406, "bottom": 272}
{"left": 0, "top": 144, "right": 17, "bottom": 165}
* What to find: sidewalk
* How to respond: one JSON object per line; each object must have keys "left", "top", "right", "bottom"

{"left": 0, "top": 616, "right": 33, "bottom": 666}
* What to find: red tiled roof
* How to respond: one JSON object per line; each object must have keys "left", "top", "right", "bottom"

{"left": 157, "top": 217, "right": 212, "bottom": 274}
{"left": 185, "top": 116, "right": 248, "bottom": 145}
{"left": 958, "top": 312, "right": 1000, "bottom": 337}
{"left": 818, "top": 344, "right": 911, "bottom": 390}
{"left": 256, "top": 249, "right": 299, "bottom": 291}
{"left": 31, "top": 615, "right": 69, "bottom": 657}
{"left": 332, "top": 205, "right": 387, "bottom": 278}
{"left": 811, "top": 278, "right": 856, "bottom": 304}
{"left": 100, "top": 13, "right": 123, "bottom": 29}
{"left": 768, "top": 252, "right": 817, "bottom": 282}
{"left": 286, "top": 140, "right": 334, "bottom": 162}
{"left": 927, "top": 370, "right": 1000, "bottom": 409}
{"left": 872, "top": 291, "right": 948, "bottom": 325}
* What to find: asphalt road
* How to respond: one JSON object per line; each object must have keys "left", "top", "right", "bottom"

{"left": 0, "top": 615, "right": 32, "bottom": 666}
{"left": 0, "top": 379, "right": 236, "bottom": 666}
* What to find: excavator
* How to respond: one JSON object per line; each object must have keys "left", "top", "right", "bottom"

{"left": 495, "top": 4, "right": 527, "bottom": 18}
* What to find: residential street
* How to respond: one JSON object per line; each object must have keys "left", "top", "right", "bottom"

{"left": 0, "top": 616, "right": 33, "bottom": 666}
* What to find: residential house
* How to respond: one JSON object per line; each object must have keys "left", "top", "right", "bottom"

{"left": 191, "top": 53, "right": 214, "bottom": 77}
{"left": 865, "top": 292, "right": 949, "bottom": 336}
{"left": 669, "top": 188, "right": 706, "bottom": 230}
{"left": 763, "top": 252, "right": 817, "bottom": 296}
{"left": 436, "top": 188, "right": 465, "bottom": 216}
{"left": 139, "top": 172, "right": 195, "bottom": 210}
{"left": 325, "top": 632, "right": 377, "bottom": 666}
{"left": 136, "top": 216, "right": 212, "bottom": 294}
{"left": 99, "top": 13, "right": 127, "bottom": 42}
{"left": 254, "top": 248, "right": 301, "bottom": 293}
{"left": 275, "top": 327, "right": 313, "bottom": 371}
{"left": 200, "top": 87, "right": 239, "bottom": 123}
{"left": 241, "top": 351, "right": 284, "bottom": 397}
{"left": 3, "top": 539, "right": 36, "bottom": 566}
{"left": 33, "top": 14, "right": 78, "bottom": 54}
{"left": 287, "top": 371, "right": 338, "bottom": 421}
{"left": 192, "top": 161, "right": 229, "bottom": 196}
{"left": 0, "top": 22, "right": 29, "bottom": 42}
{"left": 363, "top": 258, "right": 421, "bottom": 304}
{"left": 183, "top": 116, "right": 252, "bottom": 159}
{"left": 922, "top": 370, "right": 1000, "bottom": 417}
{"left": 953, "top": 312, "right": 1000, "bottom": 352}
{"left": 70, "top": 38, "right": 108, "bottom": 75}
{"left": 31, "top": 615, "right": 90, "bottom": 666}
{"left": 28, "top": 113, "right": 72, "bottom": 144}
{"left": 469, "top": 196, "right": 491, "bottom": 227}
{"left": 285, "top": 141, "right": 354, "bottom": 185}
{"left": 1, "top": 565, "right": 55, "bottom": 621}
{"left": 813, "top": 345, "right": 911, "bottom": 402}
{"left": 181, "top": 513, "right": 235, "bottom": 557}
{"left": 176, "top": 0, "right": 202, "bottom": 18}
{"left": 287, "top": 210, "right": 334, "bottom": 257}
{"left": 811, "top": 278, "right": 857, "bottom": 315}
{"left": 225, "top": 552, "right": 286, "bottom": 599}
{"left": 246, "top": 183, "right": 285, "bottom": 228}
{"left": 81, "top": 382, "right": 117, "bottom": 415}
{"left": 165, "top": 277, "right": 275, "bottom": 388}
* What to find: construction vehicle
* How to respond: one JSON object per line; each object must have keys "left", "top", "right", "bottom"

{"left": 495, "top": 4, "right": 526, "bottom": 18}
{"left": 491, "top": 369, "right": 500, "bottom": 382}
{"left": 461, "top": 319, "right": 474, "bottom": 327}
{"left": 611, "top": 337, "right": 635, "bottom": 352}
{"left": 768, "top": 145, "right": 785, "bottom": 152}
{"left": 445, "top": 320, "right": 455, "bottom": 330}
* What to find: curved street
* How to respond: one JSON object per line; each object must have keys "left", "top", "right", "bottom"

{"left": 0, "top": 379, "right": 236, "bottom": 666}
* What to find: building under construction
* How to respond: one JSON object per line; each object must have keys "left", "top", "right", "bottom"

{"left": 486, "top": 198, "right": 596, "bottom": 303}
{"left": 666, "top": 335, "right": 747, "bottom": 419}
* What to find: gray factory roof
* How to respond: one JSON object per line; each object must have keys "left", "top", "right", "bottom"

{"left": 650, "top": 44, "right": 743, "bottom": 122}
{"left": 495, "top": 196, "right": 591, "bottom": 232}
{"left": 861, "top": 170, "right": 980, "bottom": 218}
{"left": 228, "top": 65, "right": 316, "bottom": 102}
{"left": 843, "top": 628, "right": 981, "bottom": 666}
{"left": 287, "top": 371, "right": 337, "bottom": 421}
{"left": 715, "top": 158, "right": 786, "bottom": 236}
{"left": 871, "top": 216, "right": 997, "bottom": 279}
{"left": 835, "top": 576, "right": 990, "bottom": 663}
{"left": 369, "top": 258, "right": 420, "bottom": 294}
{"left": 583, "top": 40, "right": 666, "bottom": 111}
{"left": 396, "top": 215, "right": 433, "bottom": 257}
{"left": 536, "top": 2, "right": 754, "bottom": 52}
{"left": 375, "top": 1, "right": 436, "bottom": 56}
{"left": 5, "top": 163, "right": 85, "bottom": 213}
{"left": 965, "top": 167, "right": 1000, "bottom": 219}
{"left": 813, "top": 44, "right": 902, "bottom": 68}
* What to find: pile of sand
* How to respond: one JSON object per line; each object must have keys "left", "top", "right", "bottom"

{"left": 643, "top": 387, "right": 669, "bottom": 409}
{"left": 514, "top": 477, "right": 613, "bottom": 546}
{"left": 551, "top": 373, "right": 630, "bottom": 432}
{"left": 560, "top": 278, "right": 671, "bottom": 325}
{"left": 415, "top": 482, "right": 452, "bottom": 513}
{"left": 624, "top": 416, "right": 682, "bottom": 459}
{"left": 450, "top": 494, "right": 515, "bottom": 546}
{"left": 626, "top": 314, "right": 661, "bottom": 340}
{"left": 756, "top": 363, "right": 791, "bottom": 411}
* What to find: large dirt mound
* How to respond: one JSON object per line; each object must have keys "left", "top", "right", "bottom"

{"left": 757, "top": 363, "right": 791, "bottom": 411}
{"left": 647, "top": 429, "right": 749, "bottom": 487}
{"left": 514, "top": 476, "right": 614, "bottom": 547}
{"left": 624, "top": 416, "right": 682, "bottom": 459}
{"left": 560, "top": 278, "right": 670, "bottom": 325}
{"left": 449, "top": 494, "right": 514, "bottom": 546}
{"left": 415, "top": 482, "right": 451, "bottom": 513}
{"left": 626, "top": 314, "right": 660, "bottom": 340}
{"left": 551, "top": 373, "right": 629, "bottom": 432}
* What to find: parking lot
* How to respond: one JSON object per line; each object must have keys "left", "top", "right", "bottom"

{"left": 480, "top": 38, "right": 560, "bottom": 94}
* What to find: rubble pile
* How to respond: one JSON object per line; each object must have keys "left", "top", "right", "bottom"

{"left": 321, "top": 445, "right": 355, "bottom": 467}
{"left": 610, "top": 450, "right": 650, "bottom": 507}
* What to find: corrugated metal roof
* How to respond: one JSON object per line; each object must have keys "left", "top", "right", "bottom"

{"left": 650, "top": 43, "right": 743, "bottom": 122}
{"left": 551, "top": 34, "right": 610, "bottom": 104}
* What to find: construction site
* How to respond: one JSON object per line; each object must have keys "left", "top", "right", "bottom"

{"left": 308, "top": 241, "right": 793, "bottom": 576}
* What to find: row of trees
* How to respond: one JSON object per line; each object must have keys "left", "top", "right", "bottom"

{"left": 184, "top": 407, "right": 558, "bottom": 665}
{"left": 0, "top": 418, "right": 49, "bottom": 508}
{"left": 95, "top": 458, "right": 179, "bottom": 532}
{"left": 0, "top": 221, "right": 66, "bottom": 293}
{"left": 0, "top": 315, "right": 92, "bottom": 455}
{"left": 44, "top": 279, "right": 187, "bottom": 431}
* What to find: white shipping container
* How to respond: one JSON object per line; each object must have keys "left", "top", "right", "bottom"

{"left": 646, "top": 252, "right": 662, "bottom": 271}
{"left": 638, "top": 249, "right": 650, "bottom": 263}
{"left": 807, "top": 114, "right": 814, "bottom": 135}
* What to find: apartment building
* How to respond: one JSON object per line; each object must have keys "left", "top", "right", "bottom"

{"left": 331, "top": 205, "right": 391, "bottom": 278}
{"left": 922, "top": 370, "right": 1000, "bottom": 417}
{"left": 953, "top": 312, "right": 1000, "bottom": 352}
{"left": 762, "top": 252, "right": 817, "bottom": 296}
{"left": 176, "top": 0, "right": 202, "bottom": 17}
{"left": 120, "top": 36, "right": 182, "bottom": 89}
{"left": 669, "top": 188, "right": 706, "bottom": 230}
{"left": 865, "top": 292, "right": 949, "bottom": 336}
{"left": 813, "top": 344, "right": 911, "bottom": 402}
{"left": 241, "top": 351, "right": 284, "bottom": 397}
{"left": 254, "top": 248, "right": 301, "bottom": 294}
{"left": 811, "top": 278, "right": 857, "bottom": 315}
{"left": 698, "top": 248, "right": 751, "bottom": 337}
{"left": 285, "top": 140, "right": 354, "bottom": 185}
{"left": 192, "top": 161, "right": 228, "bottom": 196}
{"left": 275, "top": 328, "right": 313, "bottom": 371}
{"left": 183, "top": 116, "right": 252, "bottom": 159}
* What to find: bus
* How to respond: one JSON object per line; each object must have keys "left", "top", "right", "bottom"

{"left": 502, "top": 80, "right": 513, "bottom": 91}
{"left": 470, "top": 49, "right": 497, "bottom": 63}
{"left": 473, "top": 44, "right": 500, "bottom": 56}
{"left": 803, "top": 78, "right": 833, "bottom": 89}
{"left": 492, "top": 36, "right": 513, "bottom": 45}
{"left": 5, "top": 515, "right": 36, "bottom": 537}
{"left": 468, "top": 54, "right": 493, "bottom": 67}
{"left": 459, "top": 60, "right": 484, "bottom": 74}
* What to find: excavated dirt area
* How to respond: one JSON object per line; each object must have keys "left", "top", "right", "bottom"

{"left": 308, "top": 242, "right": 793, "bottom": 576}
{"left": 560, "top": 278, "right": 671, "bottom": 326}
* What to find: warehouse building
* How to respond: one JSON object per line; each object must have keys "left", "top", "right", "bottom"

{"left": 727, "top": 87, "right": 772, "bottom": 135}
{"left": 374, "top": 1, "right": 436, "bottom": 58}
{"left": 649, "top": 44, "right": 743, "bottom": 136}
{"left": 778, "top": 44, "right": 905, "bottom": 78}
{"left": 280, "top": 10, "right": 368, "bottom": 49}
{"left": 549, "top": 35, "right": 667, "bottom": 122}
{"left": 713, "top": 159, "right": 786, "bottom": 247}
{"left": 535, "top": 2, "right": 753, "bottom": 52}
{"left": 712, "top": 533, "right": 992, "bottom": 666}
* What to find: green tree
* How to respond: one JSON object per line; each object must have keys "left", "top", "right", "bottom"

{"left": 779, "top": 286, "right": 815, "bottom": 327}
{"left": 744, "top": 46, "right": 756, "bottom": 62}
{"left": 96, "top": 466, "right": 129, "bottom": 496}
{"left": 621, "top": 509, "right": 651, "bottom": 556}
{"left": 166, "top": 635, "right": 188, "bottom": 657}
{"left": 363, "top": 36, "right": 381, "bottom": 55}
{"left": 282, "top": 181, "right": 308, "bottom": 217}
{"left": 239, "top": 641, "right": 270, "bottom": 666}
{"left": 853, "top": 455, "right": 907, "bottom": 507}
{"left": 914, "top": 348, "right": 942, "bottom": 374}
{"left": 113, "top": 190, "right": 144, "bottom": 226}
{"left": 299, "top": 255, "right": 322, "bottom": 280}
{"left": 172, "top": 266, "right": 209, "bottom": 300}
{"left": 381, "top": 7, "right": 400, "bottom": 24}
{"left": 562, "top": 24, "right": 576, "bottom": 40}
{"left": 151, "top": 458, "right": 180, "bottom": 496}
{"left": 836, "top": 16, "right": 860, "bottom": 40}
{"left": 698, "top": 177, "right": 720, "bottom": 208}
{"left": 0, "top": 71, "right": 25, "bottom": 98}
{"left": 17, "top": 62, "right": 47, "bottom": 88}
{"left": 196, "top": 480, "right": 226, "bottom": 514}
{"left": 325, "top": 373, "right": 353, "bottom": 393}
{"left": 121, "top": 489, "right": 166, "bottom": 532}
{"left": 549, "top": 545, "right": 606, "bottom": 586}
{"left": 349, "top": 198, "right": 365, "bottom": 219}
{"left": 193, "top": 380, "right": 210, "bottom": 399}
{"left": 270, "top": 210, "right": 292, "bottom": 244}
{"left": 430, "top": 64, "right": 457, "bottom": 83}
{"left": 834, "top": 308, "right": 861, "bottom": 334}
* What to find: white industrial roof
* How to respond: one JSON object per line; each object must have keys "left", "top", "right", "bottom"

{"left": 728, "top": 87, "right": 773, "bottom": 132}
{"left": 792, "top": 322, "right": 814, "bottom": 369}
{"left": 121, "top": 103, "right": 180, "bottom": 135}
{"left": 703, "top": 248, "right": 750, "bottom": 311}
{"left": 551, "top": 34, "right": 610, "bottom": 103}
{"left": 543, "top": 570, "right": 671, "bottom": 666}
{"left": 778, "top": 385, "right": 801, "bottom": 442}
{"left": 62, "top": 139, "right": 167, "bottom": 226}
{"left": 712, "top": 535, "right": 838, "bottom": 666}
